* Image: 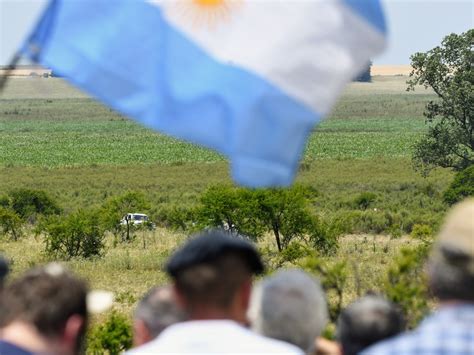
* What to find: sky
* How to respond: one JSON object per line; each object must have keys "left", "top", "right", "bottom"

{"left": 0, "top": 0, "right": 473, "bottom": 66}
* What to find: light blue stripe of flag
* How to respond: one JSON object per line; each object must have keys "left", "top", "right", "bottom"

{"left": 22, "top": 0, "right": 318, "bottom": 187}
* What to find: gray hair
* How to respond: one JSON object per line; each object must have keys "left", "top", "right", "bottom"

{"left": 428, "top": 257, "right": 474, "bottom": 302}
{"left": 337, "top": 294, "right": 405, "bottom": 355}
{"left": 134, "top": 286, "right": 187, "bottom": 339}
{"left": 248, "top": 269, "right": 328, "bottom": 351}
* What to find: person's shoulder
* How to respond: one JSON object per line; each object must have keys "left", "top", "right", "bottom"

{"left": 126, "top": 340, "right": 160, "bottom": 355}
{"left": 0, "top": 341, "right": 34, "bottom": 355}
{"left": 127, "top": 321, "right": 304, "bottom": 354}
{"left": 360, "top": 332, "right": 419, "bottom": 355}
{"left": 233, "top": 325, "right": 304, "bottom": 354}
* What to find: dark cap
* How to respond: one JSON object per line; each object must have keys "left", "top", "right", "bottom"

{"left": 166, "top": 229, "right": 264, "bottom": 278}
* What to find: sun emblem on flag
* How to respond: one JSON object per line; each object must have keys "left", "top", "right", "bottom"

{"left": 173, "top": 0, "right": 242, "bottom": 29}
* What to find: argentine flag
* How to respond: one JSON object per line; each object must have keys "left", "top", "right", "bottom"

{"left": 20, "top": 0, "right": 386, "bottom": 187}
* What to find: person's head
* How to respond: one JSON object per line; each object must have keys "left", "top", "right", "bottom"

{"left": 248, "top": 269, "right": 328, "bottom": 351}
{"left": 165, "top": 229, "right": 264, "bottom": 323}
{"left": 0, "top": 255, "right": 8, "bottom": 290}
{"left": 133, "top": 285, "right": 187, "bottom": 347}
{"left": 0, "top": 263, "right": 88, "bottom": 355}
{"left": 427, "top": 198, "right": 474, "bottom": 303}
{"left": 336, "top": 294, "right": 405, "bottom": 355}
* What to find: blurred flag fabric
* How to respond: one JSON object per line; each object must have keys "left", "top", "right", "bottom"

{"left": 20, "top": 0, "right": 386, "bottom": 187}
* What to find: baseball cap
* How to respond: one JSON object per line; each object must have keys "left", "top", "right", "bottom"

{"left": 166, "top": 229, "right": 264, "bottom": 277}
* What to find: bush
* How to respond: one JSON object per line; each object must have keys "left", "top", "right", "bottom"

{"left": 443, "top": 165, "right": 474, "bottom": 205}
{"left": 37, "top": 209, "right": 105, "bottom": 259}
{"left": 411, "top": 224, "right": 433, "bottom": 242}
{"left": 156, "top": 205, "right": 197, "bottom": 231}
{"left": 383, "top": 245, "right": 430, "bottom": 328}
{"left": 303, "top": 256, "right": 348, "bottom": 322}
{"left": 0, "top": 207, "right": 23, "bottom": 240}
{"left": 8, "top": 188, "right": 61, "bottom": 222}
{"left": 87, "top": 311, "right": 132, "bottom": 355}
{"left": 309, "top": 217, "right": 340, "bottom": 256}
{"left": 353, "top": 192, "right": 377, "bottom": 210}
{"left": 345, "top": 210, "right": 391, "bottom": 234}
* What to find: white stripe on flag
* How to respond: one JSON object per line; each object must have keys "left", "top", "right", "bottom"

{"left": 153, "top": 0, "right": 385, "bottom": 114}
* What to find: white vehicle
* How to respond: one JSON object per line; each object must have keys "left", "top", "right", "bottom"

{"left": 120, "top": 213, "right": 155, "bottom": 229}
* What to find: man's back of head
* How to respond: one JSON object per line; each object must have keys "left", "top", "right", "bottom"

{"left": 0, "top": 263, "right": 88, "bottom": 355}
{"left": 248, "top": 269, "right": 328, "bottom": 351}
{"left": 337, "top": 294, "right": 405, "bottom": 355}
{"left": 133, "top": 286, "right": 187, "bottom": 347}
{"left": 0, "top": 255, "right": 8, "bottom": 291}
{"left": 428, "top": 198, "right": 474, "bottom": 302}
{"left": 166, "top": 229, "right": 264, "bottom": 322}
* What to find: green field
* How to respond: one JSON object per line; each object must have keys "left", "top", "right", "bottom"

{"left": 0, "top": 76, "right": 433, "bottom": 167}
{"left": 0, "top": 75, "right": 450, "bottom": 346}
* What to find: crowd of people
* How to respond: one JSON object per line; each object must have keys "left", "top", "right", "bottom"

{"left": 0, "top": 199, "right": 473, "bottom": 354}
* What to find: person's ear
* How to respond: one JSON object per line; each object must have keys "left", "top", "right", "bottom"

{"left": 63, "top": 314, "right": 85, "bottom": 354}
{"left": 133, "top": 319, "right": 152, "bottom": 347}
{"left": 172, "top": 283, "right": 187, "bottom": 309}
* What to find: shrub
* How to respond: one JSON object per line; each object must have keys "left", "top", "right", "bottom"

{"left": 443, "top": 165, "right": 474, "bottom": 205}
{"left": 309, "top": 217, "right": 340, "bottom": 256}
{"left": 37, "top": 209, "right": 105, "bottom": 259}
{"left": 8, "top": 188, "right": 61, "bottom": 222}
{"left": 0, "top": 207, "right": 23, "bottom": 240}
{"left": 0, "top": 195, "right": 9, "bottom": 208}
{"left": 156, "top": 205, "right": 197, "bottom": 231}
{"left": 87, "top": 311, "right": 132, "bottom": 355}
{"left": 303, "top": 256, "right": 348, "bottom": 322}
{"left": 269, "top": 241, "right": 313, "bottom": 268}
{"left": 383, "top": 245, "right": 430, "bottom": 328}
{"left": 353, "top": 192, "right": 377, "bottom": 210}
{"left": 345, "top": 210, "right": 391, "bottom": 234}
{"left": 411, "top": 224, "right": 433, "bottom": 242}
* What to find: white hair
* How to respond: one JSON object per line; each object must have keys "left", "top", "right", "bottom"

{"left": 248, "top": 269, "right": 328, "bottom": 351}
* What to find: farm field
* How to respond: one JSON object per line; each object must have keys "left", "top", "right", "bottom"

{"left": 1, "top": 76, "right": 432, "bottom": 167}
{"left": 0, "top": 75, "right": 452, "bottom": 345}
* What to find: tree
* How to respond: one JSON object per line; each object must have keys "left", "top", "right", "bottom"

{"left": 195, "top": 184, "right": 327, "bottom": 252}
{"left": 8, "top": 188, "right": 61, "bottom": 222}
{"left": 254, "top": 186, "right": 316, "bottom": 251}
{"left": 0, "top": 207, "right": 23, "bottom": 241}
{"left": 408, "top": 30, "right": 473, "bottom": 174}
{"left": 196, "top": 185, "right": 267, "bottom": 241}
{"left": 354, "top": 60, "right": 372, "bottom": 82}
{"left": 443, "top": 165, "right": 474, "bottom": 205}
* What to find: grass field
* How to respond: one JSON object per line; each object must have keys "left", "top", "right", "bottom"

{"left": 0, "top": 75, "right": 449, "bottom": 343}
{"left": 1, "top": 76, "right": 433, "bottom": 167}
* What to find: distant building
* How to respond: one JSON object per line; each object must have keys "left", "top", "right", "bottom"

{"left": 0, "top": 65, "right": 52, "bottom": 77}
